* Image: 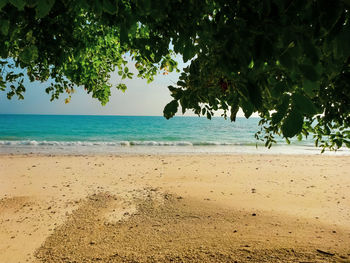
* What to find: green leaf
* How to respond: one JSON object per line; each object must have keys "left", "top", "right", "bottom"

{"left": 163, "top": 100, "right": 178, "bottom": 119}
{"left": 301, "top": 39, "right": 319, "bottom": 64}
{"left": 344, "top": 0, "right": 350, "bottom": 6}
{"left": 141, "top": 0, "right": 151, "bottom": 14}
{"left": 298, "top": 64, "right": 319, "bottom": 81}
{"left": 279, "top": 52, "right": 294, "bottom": 70}
{"left": 36, "top": 0, "right": 55, "bottom": 18}
{"left": 303, "top": 79, "right": 319, "bottom": 96}
{"left": 120, "top": 24, "right": 128, "bottom": 44}
{"left": 25, "top": 0, "right": 37, "bottom": 8}
{"left": 247, "top": 83, "right": 262, "bottom": 109}
{"left": 206, "top": 111, "right": 211, "bottom": 120}
{"left": 183, "top": 42, "right": 195, "bottom": 63}
{"left": 102, "top": 0, "right": 117, "bottom": 14}
{"left": 0, "top": 19, "right": 9, "bottom": 35}
{"left": 292, "top": 93, "right": 317, "bottom": 115}
{"left": 230, "top": 104, "right": 239, "bottom": 122}
{"left": 334, "top": 24, "right": 350, "bottom": 59}
{"left": 9, "top": 0, "right": 25, "bottom": 10}
{"left": 248, "top": 60, "right": 254, "bottom": 69}
{"left": 271, "top": 81, "right": 287, "bottom": 97}
{"left": 241, "top": 99, "right": 254, "bottom": 118}
{"left": 116, "top": 83, "right": 127, "bottom": 92}
{"left": 19, "top": 45, "right": 38, "bottom": 64}
{"left": 271, "top": 95, "right": 290, "bottom": 124}
{"left": 282, "top": 110, "right": 303, "bottom": 138}
{"left": 177, "top": 80, "right": 186, "bottom": 87}
{"left": 0, "top": 0, "right": 8, "bottom": 10}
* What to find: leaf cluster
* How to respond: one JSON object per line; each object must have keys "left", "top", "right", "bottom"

{"left": 1, "top": 0, "right": 350, "bottom": 150}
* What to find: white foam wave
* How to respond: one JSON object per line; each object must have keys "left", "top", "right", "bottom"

{"left": 0, "top": 140, "right": 239, "bottom": 147}
{"left": 1, "top": 140, "right": 349, "bottom": 155}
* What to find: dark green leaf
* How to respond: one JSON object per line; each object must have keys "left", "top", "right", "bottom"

{"left": 0, "top": 0, "right": 8, "bottom": 10}
{"left": 206, "top": 111, "right": 211, "bottom": 120}
{"left": 120, "top": 24, "right": 128, "bottom": 44}
{"left": 248, "top": 83, "right": 262, "bottom": 109}
{"left": 241, "top": 99, "right": 254, "bottom": 118}
{"left": 301, "top": 39, "right": 319, "bottom": 64}
{"left": 163, "top": 100, "right": 178, "bottom": 119}
{"left": 282, "top": 110, "right": 303, "bottom": 138}
{"left": 230, "top": 104, "right": 239, "bottom": 122}
{"left": 298, "top": 64, "right": 319, "bottom": 81}
{"left": 0, "top": 19, "right": 9, "bottom": 35}
{"left": 183, "top": 42, "right": 195, "bottom": 63}
{"left": 9, "top": 0, "right": 25, "bottom": 10}
{"left": 279, "top": 52, "right": 294, "bottom": 70}
{"left": 292, "top": 93, "right": 317, "bottom": 115}
{"left": 334, "top": 23, "right": 350, "bottom": 59}
{"left": 271, "top": 95, "right": 290, "bottom": 124}
{"left": 19, "top": 45, "right": 38, "bottom": 64}
{"left": 303, "top": 80, "right": 318, "bottom": 96}
{"left": 343, "top": 0, "right": 350, "bottom": 6}
{"left": 36, "top": 0, "right": 55, "bottom": 18}
{"left": 103, "top": 0, "right": 117, "bottom": 14}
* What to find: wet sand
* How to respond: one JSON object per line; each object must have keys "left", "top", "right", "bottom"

{"left": 0, "top": 154, "right": 349, "bottom": 262}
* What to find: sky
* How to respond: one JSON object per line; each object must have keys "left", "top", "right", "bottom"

{"left": 0, "top": 58, "right": 250, "bottom": 117}
{"left": 0, "top": 59, "right": 182, "bottom": 116}
{"left": 0, "top": 67, "right": 178, "bottom": 116}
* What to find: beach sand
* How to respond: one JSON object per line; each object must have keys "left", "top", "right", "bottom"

{"left": 0, "top": 154, "right": 349, "bottom": 262}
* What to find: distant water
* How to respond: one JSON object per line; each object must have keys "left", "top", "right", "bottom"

{"left": 0, "top": 114, "right": 348, "bottom": 155}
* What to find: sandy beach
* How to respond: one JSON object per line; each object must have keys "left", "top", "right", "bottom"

{"left": 0, "top": 154, "right": 350, "bottom": 262}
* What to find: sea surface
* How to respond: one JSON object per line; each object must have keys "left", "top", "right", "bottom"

{"left": 0, "top": 114, "right": 348, "bottom": 155}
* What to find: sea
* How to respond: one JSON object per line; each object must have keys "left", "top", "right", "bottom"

{"left": 0, "top": 114, "right": 348, "bottom": 155}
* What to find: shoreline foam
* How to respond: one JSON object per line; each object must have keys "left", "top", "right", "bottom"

{"left": 1, "top": 140, "right": 349, "bottom": 156}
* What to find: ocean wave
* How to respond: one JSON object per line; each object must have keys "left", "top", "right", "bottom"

{"left": 0, "top": 140, "right": 250, "bottom": 147}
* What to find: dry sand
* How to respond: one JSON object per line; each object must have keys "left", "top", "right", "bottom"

{"left": 0, "top": 154, "right": 349, "bottom": 262}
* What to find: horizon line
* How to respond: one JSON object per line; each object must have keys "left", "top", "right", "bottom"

{"left": 0, "top": 113, "right": 257, "bottom": 118}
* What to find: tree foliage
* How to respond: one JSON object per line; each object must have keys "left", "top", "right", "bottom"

{"left": 1, "top": 0, "right": 350, "bottom": 151}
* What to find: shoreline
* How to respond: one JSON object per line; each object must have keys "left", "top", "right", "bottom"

{"left": 1, "top": 154, "right": 350, "bottom": 262}
{"left": 1, "top": 149, "right": 350, "bottom": 157}
{"left": 1, "top": 145, "right": 350, "bottom": 156}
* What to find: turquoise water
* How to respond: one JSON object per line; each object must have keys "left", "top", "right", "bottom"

{"left": 0, "top": 114, "right": 264, "bottom": 144}
{"left": 0, "top": 114, "right": 344, "bottom": 154}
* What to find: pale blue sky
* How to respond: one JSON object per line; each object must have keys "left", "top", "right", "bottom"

{"left": 0, "top": 68, "right": 178, "bottom": 116}
{"left": 0, "top": 58, "right": 250, "bottom": 117}
{"left": 0, "top": 59, "right": 184, "bottom": 116}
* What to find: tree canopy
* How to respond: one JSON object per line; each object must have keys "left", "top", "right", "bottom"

{"left": 1, "top": 0, "right": 350, "bottom": 151}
